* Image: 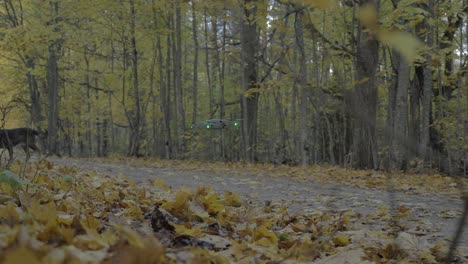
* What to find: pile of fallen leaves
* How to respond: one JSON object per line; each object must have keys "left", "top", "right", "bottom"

{"left": 0, "top": 160, "right": 465, "bottom": 263}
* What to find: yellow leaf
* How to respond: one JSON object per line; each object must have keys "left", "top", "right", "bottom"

{"left": 252, "top": 225, "right": 278, "bottom": 246}
{"left": 114, "top": 225, "right": 144, "bottom": 249}
{"left": 0, "top": 225, "right": 19, "bottom": 248}
{"left": 80, "top": 215, "right": 100, "bottom": 235}
{"left": 28, "top": 201, "right": 57, "bottom": 227}
{"left": 378, "top": 30, "right": 424, "bottom": 62}
{"left": 174, "top": 224, "right": 203, "bottom": 237}
{"left": 122, "top": 202, "right": 144, "bottom": 220}
{"left": 201, "top": 192, "right": 225, "bottom": 215}
{"left": 153, "top": 178, "right": 169, "bottom": 190}
{"left": 58, "top": 226, "right": 75, "bottom": 244}
{"left": 0, "top": 202, "right": 20, "bottom": 225}
{"left": 0, "top": 182, "right": 14, "bottom": 195}
{"left": 191, "top": 248, "right": 229, "bottom": 264}
{"left": 100, "top": 229, "right": 118, "bottom": 245}
{"left": 244, "top": 87, "right": 261, "bottom": 98}
{"left": 3, "top": 246, "right": 41, "bottom": 264}
{"left": 224, "top": 191, "right": 242, "bottom": 207}
{"left": 162, "top": 190, "right": 192, "bottom": 217}
{"left": 332, "top": 234, "right": 350, "bottom": 247}
{"left": 57, "top": 213, "right": 74, "bottom": 226}
{"left": 189, "top": 201, "right": 210, "bottom": 220}
{"left": 287, "top": 240, "right": 321, "bottom": 260}
{"left": 66, "top": 245, "right": 108, "bottom": 263}
{"left": 73, "top": 234, "right": 108, "bottom": 250}
{"left": 419, "top": 251, "right": 437, "bottom": 264}
{"left": 358, "top": 3, "right": 379, "bottom": 31}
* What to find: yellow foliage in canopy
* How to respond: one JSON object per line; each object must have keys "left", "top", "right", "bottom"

{"left": 378, "top": 30, "right": 424, "bottom": 62}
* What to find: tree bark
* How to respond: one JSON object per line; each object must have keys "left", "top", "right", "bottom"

{"left": 219, "top": 6, "right": 227, "bottom": 159}
{"left": 128, "top": 0, "right": 142, "bottom": 156}
{"left": 351, "top": 0, "right": 379, "bottom": 169}
{"left": 204, "top": 9, "right": 213, "bottom": 118}
{"left": 240, "top": 0, "right": 259, "bottom": 162}
{"left": 419, "top": 0, "right": 434, "bottom": 161}
{"left": 83, "top": 45, "right": 93, "bottom": 155}
{"left": 391, "top": 51, "right": 409, "bottom": 170}
{"left": 46, "top": 0, "right": 61, "bottom": 156}
{"left": 294, "top": 9, "right": 309, "bottom": 166}
{"left": 165, "top": 14, "right": 174, "bottom": 158}
{"left": 191, "top": 1, "right": 199, "bottom": 125}
{"left": 174, "top": 0, "right": 186, "bottom": 153}
{"left": 26, "top": 59, "right": 42, "bottom": 126}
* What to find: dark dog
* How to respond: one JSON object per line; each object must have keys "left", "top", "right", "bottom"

{"left": 0, "top": 128, "right": 47, "bottom": 160}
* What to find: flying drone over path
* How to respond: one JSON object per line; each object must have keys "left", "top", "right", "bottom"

{"left": 191, "top": 119, "right": 241, "bottom": 130}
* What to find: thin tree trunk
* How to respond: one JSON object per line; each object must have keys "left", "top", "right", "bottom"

{"left": 129, "top": 0, "right": 142, "bottom": 157}
{"left": 83, "top": 45, "right": 93, "bottom": 156}
{"left": 191, "top": 1, "right": 199, "bottom": 125}
{"left": 219, "top": 5, "right": 227, "bottom": 160}
{"left": 46, "top": 0, "right": 61, "bottom": 156}
{"left": 240, "top": 0, "right": 259, "bottom": 162}
{"left": 166, "top": 15, "right": 173, "bottom": 158}
{"left": 291, "top": 49, "right": 298, "bottom": 162}
{"left": 295, "top": 9, "right": 309, "bottom": 166}
{"left": 26, "top": 60, "right": 42, "bottom": 126}
{"left": 153, "top": 1, "right": 170, "bottom": 159}
{"left": 175, "top": 0, "right": 185, "bottom": 153}
{"left": 419, "top": 0, "right": 434, "bottom": 161}
{"left": 391, "top": 52, "right": 410, "bottom": 170}
{"left": 204, "top": 9, "right": 213, "bottom": 118}
{"left": 95, "top": 78, "right": 102, "bottom": 156}
{"left": 273, "top": 4, "right": 290, "bottom": 164}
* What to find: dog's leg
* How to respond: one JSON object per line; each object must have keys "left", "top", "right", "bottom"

{"left": 7, "top": 145, "right": 13, "bottom": 162}
{"left": 22, "top": 144, "right": 31, "bottom": 159}
{"left": 28, "top": 142, "right": 40, "bottom": 159}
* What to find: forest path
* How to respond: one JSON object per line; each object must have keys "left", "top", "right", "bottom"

{"left": 50, "top": 157, "right": 467, "bottom": 248}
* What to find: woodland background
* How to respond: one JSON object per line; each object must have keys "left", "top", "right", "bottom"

{"left": 0, "top": 0, "right": 466, "bottom": 174}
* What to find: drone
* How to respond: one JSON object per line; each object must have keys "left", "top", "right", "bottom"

{"left": 191, "top": 119, "right": 241, "bottom": 130}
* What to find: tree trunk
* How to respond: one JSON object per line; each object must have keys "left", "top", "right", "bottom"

{"left": 419, "top": 0, "right": 434, "bottom": 161}
{"left": 26, "top": 59, "right": 42, "bottom": 126}
{"left": 294, "top": 9, "right": 309, "bottom": 166}
{"left": 204, "top": 9, "right": 213, "bottom": 118}
{"left": 219, "top": 6, "right": 227, "bottom": 159}
{"left": 351, "top": 0, "right": 379, "bottom": 169}
{"left": 128, "top": 0, "right": 142, "bottom": 157}
{"left": 95, "top": 78, "right": 102, "bottom": 157}
{"left": 46, "top": 1, "right": 61, "bottom": 156}
{"left": 166, "top": 14, "right": 174, "bottom": 158}
{"left": 240, "top": 0, "right": 259, "bottom": 162}
{"left": 391, "top": 51, "right": 409, "bottom": 170}
{"left": 274, "top": 5, "right": 290, "bottom": 164}
{"left": 191, "top": 2, "right": 199, "bottom": 125}
{"left": 174, "top": 0, "right": 186, "bottom": 153}
{"left": 83, "top": 45, "right": 93, "bottom": 155}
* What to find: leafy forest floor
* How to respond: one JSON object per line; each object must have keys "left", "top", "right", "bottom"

{"left": 0, "top": 155, "right": 467, "bottom": 263}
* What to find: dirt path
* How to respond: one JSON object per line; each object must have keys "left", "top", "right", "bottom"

{"left": 50, "top": 157, "right": 467, "bottom": 248}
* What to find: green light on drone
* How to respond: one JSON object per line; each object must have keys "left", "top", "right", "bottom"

{"left": 206, "top": 124, "right": 210, "bottom": 129}
{"left": 234, "top": 122, "right": 238, "bottom": 127}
